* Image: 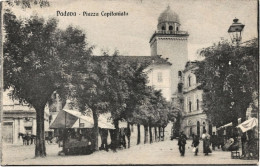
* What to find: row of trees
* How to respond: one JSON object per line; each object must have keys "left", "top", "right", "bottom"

{"left": 4, "top": 11, "right": 177, "bottom": 157}
{"left": 69, "top": 52, "right": 174, "bottom": 151}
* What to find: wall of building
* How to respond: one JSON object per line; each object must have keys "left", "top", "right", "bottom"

{"left": 150, "top": 39, "right": 157, "bottom": 56}
{"left": 181, "top": 113, "right": 209, "bottom": 138}
{"left": 181, "top": 64, "right": 214, "bottom": 138}
{"left": 3, "top": 90, "right": 50, "bottom": 144}
{"left": 183, "top": 89, "right": 203, "bottom": 114}
{"left": 146, "top": 64, "right": 172, "bottom": 101}
{"left": 150, "top": 36, "right": 188, "bottom": 95}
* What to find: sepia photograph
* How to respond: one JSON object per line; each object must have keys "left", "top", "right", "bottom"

{"left": 0, "top": 0, "right": 258, "bottom": 165}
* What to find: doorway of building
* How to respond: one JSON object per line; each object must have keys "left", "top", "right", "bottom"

{"left": 190, "top": 127, "right": 192, "bottom": 137}
{"left": 203, "top": 122, "right": 206, "bottom": 133}
{"left": 197, "top": 121, "right": 200, "bottom": 137}
{"left": 3, "top": 122, "right": 13, "bottom": 143}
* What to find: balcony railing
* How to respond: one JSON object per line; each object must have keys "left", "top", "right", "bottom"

{"left": 154, "top": 30, "right": 188, "bottom": 35}
{"left": 150, "top": 30, "right": 189, "bottom": 42}
{"left": 183, "top": 83, "right": 202, "bottom": 93}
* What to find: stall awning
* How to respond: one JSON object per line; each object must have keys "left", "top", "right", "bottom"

{"left": 50, "top": 109, "right": 115, "bottom": 129}
{"left": 217, "top": 118, "right": 241, "bottom": 130}
{"left": 237, "top": 117, "right": 258, "bottom": 133}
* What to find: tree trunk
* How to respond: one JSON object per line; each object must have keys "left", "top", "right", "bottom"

{"left": 137, "top": 124, "right": 141, "bottom": 145}
{"left": 144, "top": 125, "right": 148, "bottom": 144}
{"left": 162, "top": 127, "right": 165, "bottom": 141}
{"left": 149, "top": 125, "right": 153, "bottom": 144}
{"left": 158, "top": 126, "right": 161, "bottom": 141}
{"left": 35, "top": 105, "right": 46, "bottom": 157}
{"left": 114, "top": 119, "right": 120, "bottom": 149}
{"left": 92, "top": 110, "right": 99, "bottom": 151}
{"left": 0, "top": 2, "right": 3, "bottom": 125}
{"left": 0, "top": 2, "right": 3, "bottom": 161}
{"left": 154, "top": 126, "right": 157, "bottom": 142}
{"left": 126, "top": 122, "right": 131, "bottom": 148}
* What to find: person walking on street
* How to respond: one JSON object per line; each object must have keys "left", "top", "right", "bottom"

{"left": 211, "top": 132, "right": 217, "bottom": 151}
{"left": 202, "top": 129, "right": 211, "bottom": 156}
{"left": 178, "top": 131, "right": 187, "bottom": 156}
{"left": 192, "top": 134, "right": 200, "bottom": 156}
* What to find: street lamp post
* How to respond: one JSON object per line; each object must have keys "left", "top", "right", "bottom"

{"left": 227, "top": 18, "right": 245, "bottom": 149}
{"left": 226, "top": 18, "right": 245, "bottom": 130}
{"left": 228, "top": 18, "right": 245, "bottom": 45}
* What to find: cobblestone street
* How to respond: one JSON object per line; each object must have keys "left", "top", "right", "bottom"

{"left": 2, "top": 139, "right": 258, "bottom": 165}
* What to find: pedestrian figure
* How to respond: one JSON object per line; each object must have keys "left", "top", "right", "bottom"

{"left": 202, "top": 129, "right": 211, "bottom": 156}
{"left": 192, "top": 134, "right": 200, "bottom": 156}
{"left": 99, "top": 128, "right": 108, "bottom": 151}
{"left": 178, "top": 131, "right": 187, "bottom": 156}
{"left": 241, "top": 132, "right": 247, "bottom": 157}
{"left": 211, "top": 132, "right": 217, "bottom": 151}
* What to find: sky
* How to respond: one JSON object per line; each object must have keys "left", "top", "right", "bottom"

{"left": 7, "top": 0, "right": 258, "bottom": 61}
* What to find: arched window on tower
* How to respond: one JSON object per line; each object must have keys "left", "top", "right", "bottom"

{"left": 169, "top": 25, "right": 173, "bottom": 31}
{"left": 162, "top": 26, "right": 165, "bottom": 30}
{"left": 176, "top": 27, "right": 179, "bottom": 31}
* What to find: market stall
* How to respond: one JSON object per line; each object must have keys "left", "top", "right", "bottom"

{"left": 50, "top": 109, "right": 115, "bottom": 155}
{"left": 216, "top": 118, "right": 242, "bottom": 151}
{"left": 237, "top": 117, "right": 258, "bottom": 159}
{"left": 237, "top": 117, "right": 258, "bottom": 133}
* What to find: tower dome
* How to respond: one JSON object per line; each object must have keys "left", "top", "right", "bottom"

{"left": 158, "top": 6, "right": 180, "bottom": 24}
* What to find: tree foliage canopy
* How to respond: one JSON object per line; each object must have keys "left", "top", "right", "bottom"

{"left": 4, "top": 11, "right": 92, "bottom": 156}
{"left": 195, "top": 39, "right": 258, "bottom": 127}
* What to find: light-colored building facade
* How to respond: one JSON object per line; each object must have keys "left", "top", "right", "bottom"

{"left": 180, "top": 61, "right": 213, "bottom": 138}
{"left": 146, "top": 60, "right": 172, "bottom": 101}
{"left": 2, "top": 90, "right": 50, "bottom": 144}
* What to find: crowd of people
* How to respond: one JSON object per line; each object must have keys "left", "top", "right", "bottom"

{"left": 176, "top": 128, "right": 258, "bottom": 160}
{"left": 177, "top": 129, "right": 212, "bottom": 157}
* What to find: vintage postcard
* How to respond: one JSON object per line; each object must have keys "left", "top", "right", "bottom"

{"left": 0, "top": 0, "right": 258, "bottom": 165}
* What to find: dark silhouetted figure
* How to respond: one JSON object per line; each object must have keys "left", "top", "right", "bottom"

{"left": 178, "top": 131, "right": 187, "bottom": 156}
{"left": 192, "top": 134, "right": 200, "bottom": 155}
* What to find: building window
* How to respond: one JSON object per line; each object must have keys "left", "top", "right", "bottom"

{"left": 169, "top": 25, "right": 173, "bottom": 30}
{"left": 197, "top": 99, "right": 199, "bottom": 110}
{"left": 178, "top": 83, "right": 183, "bottom": 93}
{"left": 162, "top": 26, "right": 165, "bottom": 30}
{"left": 189, "top": 101, "right": 192, "bottom": 112}
{"left": 158, "top": 72, "right": 163, "bottom": 82}
{"left": 176, "top": 27, "right": 179, "bottom": 31}
{"left": 25, "top": 127, "right": 32, "bottom": 134}
{"left": 188, "top": 75, "right": 191, "bottom": 87}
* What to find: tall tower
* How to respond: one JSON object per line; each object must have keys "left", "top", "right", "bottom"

{"left": 150, "top": 6, "right": 189, "bottom": 97}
